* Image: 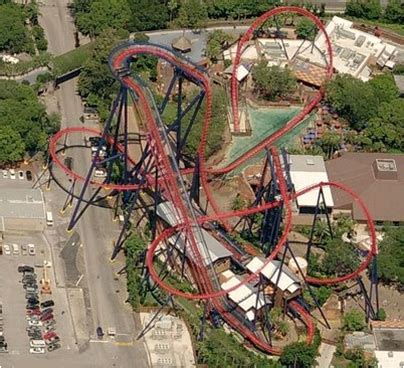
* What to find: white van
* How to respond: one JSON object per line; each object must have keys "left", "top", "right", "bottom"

{"left": 46, "top": 211, "right": 53, "bottom": 226}
{"left": 30, "top": 340, "right": 46, "bottom": 348}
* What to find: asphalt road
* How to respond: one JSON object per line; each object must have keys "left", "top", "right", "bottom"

{"left": 36, "top": 1, "right": 150, "bottom": 366}
{"left": 38, "top": 0, "right": 76, "bottom": 55}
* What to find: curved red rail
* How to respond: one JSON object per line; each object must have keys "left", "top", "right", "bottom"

{"left": 48, "top": 7, "right": 378, "bottom": 356}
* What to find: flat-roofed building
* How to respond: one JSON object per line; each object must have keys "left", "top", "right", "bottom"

{"left": 0, "top": 188, "right": 46, "bottom": 231}
{"left": 289, "top": 154, "right": 334, "bottom": 214}
{"left": 326, "top": 153, "right": 404, "bottom": 224}
{"left": 156, "top": 201, "right": 232, "bottom": 269}
{"left": 221, "top": 271, "right": 267, "bottom": 323}
{"left": 310, "top": 16, "right": 398, "bottom": 81}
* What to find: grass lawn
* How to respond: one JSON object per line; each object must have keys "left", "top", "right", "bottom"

{"left": 52, "top": 42, "right": 95, "bottom": 75}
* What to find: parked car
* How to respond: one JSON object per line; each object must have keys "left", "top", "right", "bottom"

{"left": 28, "top": 320, "right": 42, "bottom": 327}
{"left": 25, "top": 286, "right": 38, "bottom": 293}
{"left": 9, "top": 169, "right": 16, "bottom": 180}
{"left": 43, "top": 321, "right": 56, "bottom": 329}
{"left": 28, "top": 244, "right": 35, "bottom": 256}
{"left": 18, "top": 265, "right": 34, "bottom": 273}
{"left": 43, "top": 331, "right": 57, "bottom": 340}
{"left": 18, "top": 170, "right": 24, "bottom": 180}
{"left": 29, "top": 347, "right": 45, "bottom": 354}
{"left": 12, "top": 244, "right": 19, "bottom": 255}
{"left": 27, "top": 297, "right": 39, "bottom": 304}
{"left": 26, "top": 170, "right": 33, "bottom": 181}
{"left": 2, "top": 170, "right": 7, "bottom": 179}
{"left": 27, "top": 309, "right": 41, "bottom": 316}
{"left": 21, "top": 244, "right": 28, "bottom": 256}
{"left": 46, "top": 336, "right": 60, "bottom": 344}
{"left": 3, "top": 245, "right": 11, "bottom": 255}
{"left": 41, "top": 314, "right": 54, "bottom": 322}
{"left": 47, "top": 343, "right": 61, "bottom": 352}
{"left": 41, "top": 307, "right": 53, "bottom": 315}
{"left": 40, "top": 300, "right": 54, "bottom": 308}
{"left": 96, "top": 327, "right": 104, "bottom": 339}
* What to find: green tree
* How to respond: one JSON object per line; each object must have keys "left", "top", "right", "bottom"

{"left": 384, "top": 0, "right": 404, "bottom": 24}
{"left": 378, "top": 226, "right": 404, "bottom": 285}
{"left": 343, "top": 310, "right": 366, "bottom": 332}
{"left": 326, "top": 74, "right": 379, "bottom": 130}
{"left": 125, "top": 232, "right": 147, "bottom": 310}
{"left": 0, "top": 80, "right": 58, "bottom": 157}
{"left": 393, "top": 63, "right": 404, "bottom": 75}
{"left": 205, "top": 30, "right": 233, "bottom": 62}
{"left": 322, "top": 238, "right": 360, "bottom": 277}
{"left": 0, "top": 3, "right": 33, "bottom": 54}
{"left": 280, "top": 342, "right": 317, "bottom": 368}
{"left": 361, "top": 99, "right": 404, "bottom": 152}
{"left": 368, "top": 74, "right": 399, "bottom": 105}
{"left": 78, "top": 28, "right": 128, "bottom": 119}
{"left": 316, "top": 131, "right": 341, "bottom": 159}
{"left": 252, "top": 63, "right": 297, "bottom": 101}
{"left": 376, "top": 308, "right": 386, "bottom": 321}
{"left": 0, "top": 126, "right": 25, "bottom": 164}
{"left": 128, "top": 0, "right": 169, "bottom": 32}
{"left": 75, "top": 0, "right": 130, "bottom": 38}
{"left": 295, "top": 18, "right": 317, "bottom": 40}
{"left": 345, "top": 0, "right": 381, "bottom": 19}
{"left": 176, "top": 0, "right": 208, "bottom": 30}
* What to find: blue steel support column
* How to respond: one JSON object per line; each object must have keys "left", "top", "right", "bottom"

{"left": 67, "top": 89, "right": 125, "bottom": 231}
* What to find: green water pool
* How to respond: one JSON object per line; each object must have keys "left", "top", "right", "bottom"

{"left": 221, "top": 105, "right": 314, "bottom": 173}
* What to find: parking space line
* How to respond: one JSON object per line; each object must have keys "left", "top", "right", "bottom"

{"left": 89, "top": 339, "right": 110, "bottom": 344}
{"left": 114, "top": 341, "right": 134, "bottom": 347}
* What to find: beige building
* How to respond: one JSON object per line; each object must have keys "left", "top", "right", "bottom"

{"left": 0, "top": 188, "right": 46, "bottom": 232}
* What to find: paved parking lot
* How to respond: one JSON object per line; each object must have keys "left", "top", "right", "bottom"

{"left": 0, "top": 231, "right": 76, "bottom": 360}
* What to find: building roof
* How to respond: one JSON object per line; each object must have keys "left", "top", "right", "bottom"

{"left": 311, "top": 16, "right": 397, "bottom": 81}
{"left": 246, "top": 257, "right": 301, "bottom": 294}
{"left": 326, "top": 152, "right": 404, "bottom": 222}
{"left": 394, "top": 75, "right": 404, "bottom": 94}
{"left": 171, "top": 36, "right": 192, "bottom": 53}
{"left": 221, "top": 275, "right": 266, "bottom": 319}
{"left": 344, "top": 332, "right": 376, "bottom": 352}
{"left": 375, "top": 350, "right": 404, "bottom": 368}
{"left": 289, "top": 154, "right": 334, "bottom": 208}
{"left": 0, "top": 188, "right": 45, "bottom": 219}
{"left": 157, "top": 202, "right": 232, "bottom": 265}
{"left": 224, "top": 64, "right": 250, "bottom": 82}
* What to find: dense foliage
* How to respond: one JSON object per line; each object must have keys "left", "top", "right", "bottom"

{"left": 0, "top": 3, "right": 34, "bottom": 54}
{"left": 125, "top": 232, "right": 147, "bottom": 310}
{"left": 326, "top": 73, "right": 403, "bottom": 152}
{"left": 252, "top": 62, "right": 297, "bottom": 101}
{"left": 378, "top": 226, "right": 404, "bottom": 286}
{"left": 74, "top": 0, "right": 130, "bottom": 38}
{"left": 279, "top": 341, "right": 317, "bottom": 368}
{"left": 343, "top": 310, "right": 366, "bottom": 332}
{"left": 175, "top": 0, "right": 208, "bottom": 29}
{"left": 197, "top": 328, "right": 279, "bottom": 367}
{"left": 295, "top": 17, "right": 318, "bottom": 40}
{"left": 78, "top": 28, "right": 129, "bottom": 120}
{"left": 205, "top": 30, "right": 234, "bottom": 61}
{"left": 346, "top": 0, "right": 404, "bottom": 23}
{"left": 0, "top": 80, "right": 60, "bottom": 164}
{"left": 0, "top": 2, "right": 47, "bottom": 55}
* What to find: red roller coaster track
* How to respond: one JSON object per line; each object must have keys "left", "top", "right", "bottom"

{"left": 48, "top": 8, "right": 377, "bottom": 355}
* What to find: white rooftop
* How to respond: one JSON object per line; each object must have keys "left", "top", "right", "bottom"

{"left": 224, "top": 64, "right": 250, "bottom": 82}
{"left": 375, "top": 350, "right": 404, "bottom": 368}
{"left": 157, "top": 202, "right": 232, "bottom": 265}
{"left": 224, "top": 16, "right": 397, "bottom": 82}
{"left": 310, "top": 16, "right": 397, "bottom": 81}
{"left": 221, "top": 275, "right": 266, "bottom": 318}
{"left": 289, "top": 155, "right": 334, "bottom": 208}
{"left": 246, "top": 257, "right": 301, "bottom": 294}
